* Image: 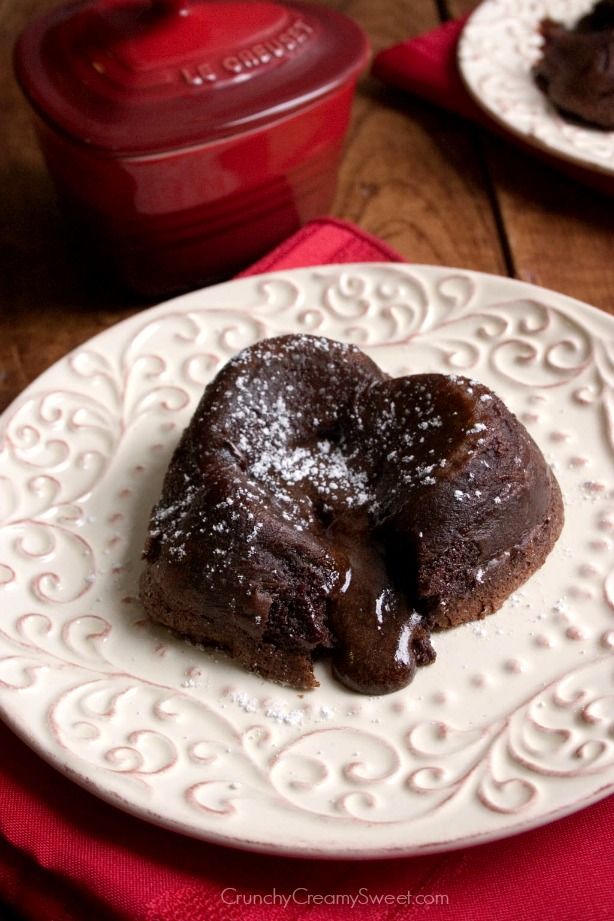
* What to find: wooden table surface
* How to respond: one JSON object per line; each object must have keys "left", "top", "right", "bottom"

{"left": 2, "top": 0, "right": 614, "bottom": 416}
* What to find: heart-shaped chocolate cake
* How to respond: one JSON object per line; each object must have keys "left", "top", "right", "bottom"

{"left": 139, "top": 335, "right": 564, "bottom": 694}
{"left": 534, "top": 1, "right": 614, "bottom": 130}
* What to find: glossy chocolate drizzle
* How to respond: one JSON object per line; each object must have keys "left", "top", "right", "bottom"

{"left": 325, "top": 522, "right": 435, "bottom": 694}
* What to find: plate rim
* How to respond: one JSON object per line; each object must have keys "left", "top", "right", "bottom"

{"left": 1, "top": 668, "right": 612, "bottom": 860}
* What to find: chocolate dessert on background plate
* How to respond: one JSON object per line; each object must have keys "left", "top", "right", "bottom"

{"left": 534, "top": 0, "right": 614, "bottom": 130}
{"left": 139, "top": 334, "right": 564, "bottom": 695}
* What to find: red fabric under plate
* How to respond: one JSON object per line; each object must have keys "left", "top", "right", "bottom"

{"left": 236, "top": 217, "right": 405, "bottom": 275}
{"left": 0, "top": 218, "right": 612, "bottom": 921}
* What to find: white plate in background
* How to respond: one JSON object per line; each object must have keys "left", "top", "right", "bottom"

{"left": 458, "top": 0, "right": 614, "bottom": 176}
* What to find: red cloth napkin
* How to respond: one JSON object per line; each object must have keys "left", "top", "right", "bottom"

{"left": 1, "top": 218, "right": 612, "bottom": 921}
{"left": 372, "top": 16, "right": 614, "bottom": 195}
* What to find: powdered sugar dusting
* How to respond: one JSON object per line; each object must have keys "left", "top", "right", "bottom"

{"left": 144, "top": 335, "right": 520, "bottom": 654}
{"left": 264, "top": 704, "right": 305, "bottom": 726}
{"left": 251, "top": 433, "right": 372, "bottom": 509}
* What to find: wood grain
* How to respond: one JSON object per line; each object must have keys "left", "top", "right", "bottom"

{"left": 1, "top": 0, "right": 138, "bottom": 412}
{"left": 324, "top": 0, "right": 505, "bottom": 271}
{"left": 1, "top": 0, "right": 612, "bottom": 416}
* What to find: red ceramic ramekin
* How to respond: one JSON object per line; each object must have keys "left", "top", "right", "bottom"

{"left": 15, "top": 0, "right": 370, "bottom": 296}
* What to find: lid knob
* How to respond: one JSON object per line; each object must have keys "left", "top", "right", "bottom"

{"left": 153, "top": 0, "right": 190, "bottom": 13}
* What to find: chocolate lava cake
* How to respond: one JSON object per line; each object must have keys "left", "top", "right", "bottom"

{"left": 139, "top": 335, "right": 564, "bottom": 694}
{"left": 534, "top": 0, "right": 614, "bottom": 130}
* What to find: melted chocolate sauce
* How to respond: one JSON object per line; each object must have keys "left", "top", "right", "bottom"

{"left": 327, "top": 525, "right": 435, "bottom": 694}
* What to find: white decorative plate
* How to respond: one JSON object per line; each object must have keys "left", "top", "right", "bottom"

{"left": 458, "top": 0, "right": 614, "bottom": 176}
{"left": 1, "top": 264, "right": 613, "bottom": 858}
